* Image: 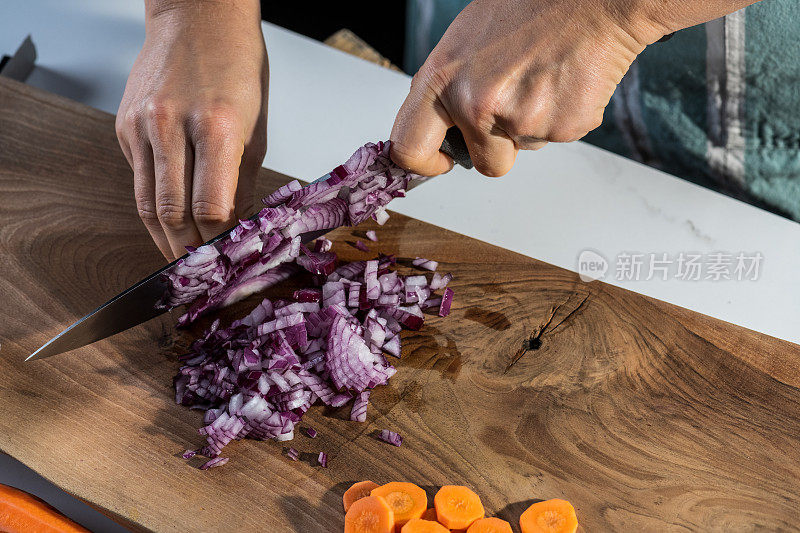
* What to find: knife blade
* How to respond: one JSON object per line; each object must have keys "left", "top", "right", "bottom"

{"left": 26, "top": 129, "right": 472, "bottom": 361}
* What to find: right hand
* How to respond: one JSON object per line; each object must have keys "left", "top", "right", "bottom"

{"left": 116, "top": 0, "right": 268, "bottom": 261}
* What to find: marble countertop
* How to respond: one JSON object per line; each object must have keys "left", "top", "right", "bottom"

{"left": 1, "top": 1, "right": 798, "bottom": 530}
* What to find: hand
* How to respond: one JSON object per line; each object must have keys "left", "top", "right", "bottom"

{"left": 389, "top": 0, "right": 667, "bottom": 177}
{"left": 116, "top": 0, "right": 267, "bottom": 260}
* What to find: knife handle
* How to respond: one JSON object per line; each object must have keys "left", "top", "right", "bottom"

{"left": 440, "top": 127, "right": 474, "bottom": 169}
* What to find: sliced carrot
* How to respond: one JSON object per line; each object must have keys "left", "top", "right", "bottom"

{"left": 433, "top": 485, "right": 485, "bottom": 530}
{"left": 371, "top": 482, "right": 427, "bottom": 530}
{"left": 400, "top": 517, "right": 450, "bottom": 533}
{"left": 466, "top": 517, "right": 514, "bottom": 533}
{"left": 0, "top": 483, "right": 89, "bottom": 533}
{"left": 344, "top": 495, "right": 395, "bottom": 533}
{"left": 422, "top": 508, "right": 438, "bottom": 521}
{"left": 519, "top": 499, "right": 578, "bottom": 533}
{"left": 344, "top": 481, "right": 381, "bottom": 512}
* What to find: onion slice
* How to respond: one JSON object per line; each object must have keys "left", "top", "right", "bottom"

{"left": 378, "top": 430, "right": 403, "bottom": 447}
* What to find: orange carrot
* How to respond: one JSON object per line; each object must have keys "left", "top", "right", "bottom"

{"left": 371, "top": 482, "right": 428, "bottom": 530}
{"left": 0, "top": 483, "right": 89, "bottom": 533}
{"left": 400, "top": 517, "right": 450, "bottom": 533}
{"left": 344, "top": 481, "right": 381, "bottom": 512}
{"left": 422, "top": 508, "right": 438, "bottom": 521}
{"left": 344, "top": 495, "right": 395, "bottom": 533}
{"left": 519, "top": 499, "right": 578, "bottom": 533}
{"left": 433, "top": 485, "right": 485, "bottom": 530}
{"left": 466, "top": 517, "right": 514, "bottom": 533}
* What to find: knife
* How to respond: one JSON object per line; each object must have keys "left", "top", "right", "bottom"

{"left": 27, "top": 129, "right": 472, "bottom": 360}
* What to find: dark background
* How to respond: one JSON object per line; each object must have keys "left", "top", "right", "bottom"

{"left": 260, "top": 3, "right": 409, "bottom": 70}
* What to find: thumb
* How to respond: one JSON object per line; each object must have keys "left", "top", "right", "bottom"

{"left": 390, "top": 84, "right": 455, "bottom": 176}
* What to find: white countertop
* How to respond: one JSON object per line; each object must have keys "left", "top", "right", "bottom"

{"left": 2, "top": 1, "right": 799, "bottom": 530}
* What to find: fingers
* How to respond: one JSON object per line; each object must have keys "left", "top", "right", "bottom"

{"left": 235, "top": 143, "right": 265, "bottom": 221}
{"left": 390, "top": 84, "right": 455, "bottom": 177}
{"left": 148, "top": 104, "right": 204, "bottom": 259}
{"left": 190, "top": 111, "right": 245, "bottom": 241}
{"left": 129, "top": 138, "right": 175, "bottom": 260}
{"left": 458, "top": 122, "right": 519, "bottom": 177}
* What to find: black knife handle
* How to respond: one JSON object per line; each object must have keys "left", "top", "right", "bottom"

{"left": 439, "top": 127, "right": 474, "bottom": 169}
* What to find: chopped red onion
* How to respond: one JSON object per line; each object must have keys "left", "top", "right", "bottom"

{"left": 318, "top": 451, "right": 328, "bottom": 468}
{"left": 293, "top": 288, "right": 322, "bottom": 302}
{"left": 412, "top": 257, "right": 439, "bottom": 271}
{"left": 354, "top": 240, "right": 370, "bottom": 252}
{"left": 287, "top": 447, "right": 300, "bottom": 461}
{"left": 350, "top": 390, "right": 370, "bottom": 422}
{"left": 182, "top": 449, "right": 197, "bottom": 459}
{"left": 314, "top": 237, "right": 333, "bottom": 253}
{"left": 378, "top": 430, "right": 403, "bottom": 447}
{"left": 200, "top": 457, "right": 229, "bottom": 470}
{"left": 373, "top": 207, "right": 389, "bottom": 225}
{"left": 365, "top": 230, "right": 378, "bottom": 242}
{"left": 164, "top": 142, "right": 457, "bottom": 465}
{"left": 439, "top": 288, "right": 454, "bottom": 317}
{"left": 429, "top": 272, "right": 452, "bottom": 291}
{"left": 305, "top": 427, "right": 318, "bottom": 439}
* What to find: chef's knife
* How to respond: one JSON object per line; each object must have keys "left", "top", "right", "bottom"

{"left": 26, "top": 129, "right": 472, "bottom": 360}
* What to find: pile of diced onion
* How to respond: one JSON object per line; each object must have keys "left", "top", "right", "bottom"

{"left": 165, "top": 142, "right": 453, "bottom": 468}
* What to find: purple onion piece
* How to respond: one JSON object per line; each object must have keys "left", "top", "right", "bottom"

{"left": 439, "top": 288, "right": 454, "bottom": 317}
{"left": 165, "top": 141, "right": 460, "bottom": 465}
{"left": 200, "top": 457, "right": 229, "bottom": 470}
{"left": 378, "top": 430, "right": 403, "bottom": 447}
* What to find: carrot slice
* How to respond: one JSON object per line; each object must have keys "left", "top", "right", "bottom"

{"left": 466, "top": 517, "right": 514, "bottom": 533}
{"left": 400, "top": 518, "right": 450, "bottom": 533}
{"left": 344, "top": 495, "right": 395, "bottom": 533}
{"left": 433, "top": 485, "right": 485, "bottom": 530}
{"left": 519, "top": 499, "right": 578, "bottom": 533}
{"left": 0, "top": 483, "right": 89, "bottom": 533}
{"left": 371, "top": 482, "right": 427, "bottom": 530}
{"left": 422, "top": 508, "right": 438, "bottom": 521}
{"left": 344, "top": 481, "right": 381, "bottom": 512}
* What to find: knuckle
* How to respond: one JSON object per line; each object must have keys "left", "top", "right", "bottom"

{"left": 415, "top": 59, "right": 451, "bottom": 95}
{"left": 192, "top": 199, "right": 233, "bottom": 227}
{"left": 191, "top": 103, "right": 240, "bottom": 138}
{"left": 145, "top": 99, "right": 178, "bottom": 129}
{"left": 156, "top": 201, "right": 190, "bottom": 229}
{"left": 117, "top": 108, "right": 143, "bottom": 138}
{"left": 135, "top": 200, "right": 159, "bottom": 225}
{"left": 548, "top": 124, "right": 587, "bottom": 143}
{"left": 589, "top": 112, "right": 605, "bottom": 132}
{"left": 464, "top": 91, "right": 500, "bottom": 125}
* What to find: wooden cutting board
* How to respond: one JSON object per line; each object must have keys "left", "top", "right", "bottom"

{"left": 2, "top": 76, "right": 800, "bottom": 533}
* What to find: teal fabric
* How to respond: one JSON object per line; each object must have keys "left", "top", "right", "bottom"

{"left": 405, "top": 1, "right": 800, "bottom": 221}
{"left": 743, "top": 1, "right": 800, "bottom": 219}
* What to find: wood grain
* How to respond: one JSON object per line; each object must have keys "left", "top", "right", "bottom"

{"left": 323, "top": 29, "right": 403, "bottom": 72}
{"left": 2, "top": 77, "right": 800, "bottom": 532}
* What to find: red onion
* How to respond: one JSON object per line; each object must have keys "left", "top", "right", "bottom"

{"left": 378, "top": 430, "right": 403, "bottom": 447}
{"left": 318, "top": 451, "right": 328, "bottom": 468}
{"left": 412, "top": 257, "right": 439, "bottom": 271}
{"left": 350, "top": 390, "right": 370, "bottom": 422}
{"left": 167, "top": 142, "right": 455, "bottom": 466}
{"left": 200, "top": 457, "right": 229, "bottom": 470}
{"left": 439, "top": 288, "right": 454, "bottom": 317}
{"left": 365, "top": 230, "right": 378, "bottom": 242}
